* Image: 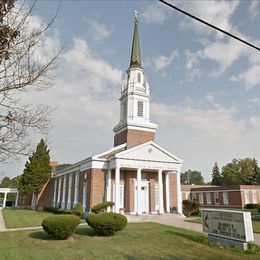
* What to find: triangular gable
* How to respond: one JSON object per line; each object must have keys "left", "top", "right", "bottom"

{"left": 113, "top": 141, "right": 183, "bottom": 164}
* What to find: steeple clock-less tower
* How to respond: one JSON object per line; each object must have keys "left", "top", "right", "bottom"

{"left": 113, "top": 11, "right": 157, "bottom": 148}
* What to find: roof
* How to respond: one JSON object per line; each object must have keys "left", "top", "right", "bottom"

{"left": 129, "top": 16, "right": 142, "bottom": 69}
{"left": 183, "top": 184, "right": 260, "bottom": 192}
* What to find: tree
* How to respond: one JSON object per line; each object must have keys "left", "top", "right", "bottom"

{"left": 55, "top": 163, "right": 73, "bottom": 172}
{"left": 19, "top": 139, "right": 51, "bottom": 209}
{"left": 181, "top": 170, "right": 204, "bottom": 185}
{"left": 0, "top": 0, "right": 60, "bottom": 162}
{"left": 222, "top": 158, "right": 260, "bottom": 185}
{"left": 211, "top": 163, "right": 223, "bottom": 185}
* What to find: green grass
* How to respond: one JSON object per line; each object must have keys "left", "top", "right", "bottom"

{"left": 0, "top": 223, "right": 258, "bottom": 259}
{"left": 3, "top": 209, "right": 55, "bottom": 228}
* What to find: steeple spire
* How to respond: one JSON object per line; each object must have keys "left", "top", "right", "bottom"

{"left": 129, "top": 10, "right": 142, "bottom": 69}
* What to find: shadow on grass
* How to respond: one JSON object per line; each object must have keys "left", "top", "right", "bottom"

{"left": 75, "top": 227, "right": 96, "bottom": 237}
{"left": 166, "top": 229, "right": 207, "bottom": 244}
{"left": 29, "top": 231, "right": 55, "bottom": 240}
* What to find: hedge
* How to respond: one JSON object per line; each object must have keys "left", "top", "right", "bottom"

{"left": 91, "top": 202, "right": 114, "bottom": 214}
{"left": 42, "top": 215, "right": 80, "bottom": 239}
{"left": 182, "top": 199, "right": 200, "bottom": 217}
{"left": 72, "top": 203, "right": 83, "bottom": 217}
{"left": 245, "top": 203, "right": 260, "bottom": 209}
{"left": 86, "top": 212, "right": 127, "bottom": 236}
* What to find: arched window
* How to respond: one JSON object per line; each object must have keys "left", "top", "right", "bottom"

{"left": 137, "top": 72, "right": 141, "bottom": 83}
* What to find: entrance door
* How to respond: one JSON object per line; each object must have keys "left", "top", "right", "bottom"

{"left": 135, "top": 182, "right": 149, "bottom": 214}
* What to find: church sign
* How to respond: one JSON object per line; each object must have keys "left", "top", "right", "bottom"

{"left": 202, "top": 209, "right": 254, "bottom": 250}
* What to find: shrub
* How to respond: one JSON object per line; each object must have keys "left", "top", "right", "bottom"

{"left": 43, "top": 206, "right": 58, "bottom": 213}
{"left": 245, "top": 203, "right": 260, "bottom": 209}
{"left": 42, "top": 215, "right": 80, "bottom": 239}
{"left": 182, "top": 199, "right": 200, "bottom": 217}
{"left": 91, "top": 201, "right": 114, "bottom": 214}
{"left": 57, "top": 208, "right": 73, "bottom": 215}
{"left": 72, "top": 202, "right": 83, "bottom": 217}
{"left": 86, "top": 212, "right": 127, "bottom": 236}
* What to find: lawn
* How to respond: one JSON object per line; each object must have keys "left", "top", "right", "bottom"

{"left": 2, "top": 209, "right": 55, "bottom": 228}
{"left": 0, "top": 222, "right": 258, "bottom": 260}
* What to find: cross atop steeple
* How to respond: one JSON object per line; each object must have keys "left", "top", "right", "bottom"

{"left": 129, "top": 10, "right": 142, "bottom": 70}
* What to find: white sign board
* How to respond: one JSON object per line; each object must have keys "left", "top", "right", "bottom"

{"left": 202, "top": 209, "right": 254, "bottom": 242}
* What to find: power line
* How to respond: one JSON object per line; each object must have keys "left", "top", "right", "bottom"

{"left": 158, "top": 0, "right": 260, "bottom": 52}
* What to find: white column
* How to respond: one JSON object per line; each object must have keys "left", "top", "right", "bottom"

{"left": 74, "top": 172, "right": 79, "bottom": 208}
{"left": 176, "top": 170, "right": 182, "bottom": 214}
{"left": 165, "top": 172, "right": 170, "bottom": 213}
{"left": 106, "top": 168, "right": 111, "bottom": 201}
{"left": 115, "top": 167, "right": 120, "bottom": 213}
{"left": 15, "top": 191, "right": 19, "bottom": 207}
{"left": 137, "top": 168, "right": 142, "bottom": 215}
{"left": 61, "top": 175, "right": 66, "bottom": 209}
{"left": 82, "top": 173, "right": 87, "bottom": 212}
{"left": 57, "top": 177, "right": 61, "bottom": 206}
{"left": 3, "top": 192, "right": 7, "bottom": 208}
{"left": 67, "top": 174, "right": 72, "bottom": 209}
{"left": 52, "top": 178, "right": 57, "bottom": 207}
{"left": 158, "top": 169, "right": 164, "bottom": 214}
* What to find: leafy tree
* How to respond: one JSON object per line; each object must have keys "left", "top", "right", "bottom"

{"left": 55, "top": 163, "right": 73, "bottom": 172}
{"left": 211, "top": 163, "right": 223, "bottom": 185}
{"left": 181, "top": 170, "right": 204, "bottom": 185}
{"left": 19, "top": 139, "right": 51, "bottom": 209}
{"left": 0, "top": 0, "right": 60, "bottom": 162}
{"left": 222, "top": 158, "right": 260, "bottom": 185}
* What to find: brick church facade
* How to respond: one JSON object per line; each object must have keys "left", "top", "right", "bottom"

{"left": 36, "top": 14, "right": 183, "bottom": 215}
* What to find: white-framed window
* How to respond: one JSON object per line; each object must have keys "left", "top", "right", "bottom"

{"left": 137, "top": 72, "right": 141, "bottom": 83}
{"left": 206, "top": 193, "right": 211, "bottom": 205}
{"left": 74, "top": 172, "right": 79, "bottom": 203}
{"left": 252, "top": 191, "right": 257, "bottom": 204}
{"left": 155, "top": 184, "right": 159, "bottom": 211}
{"left": 199, "top": 193, "right": 203, "bottom": 204}
{"left": 244, "top": 191, "right": 250, "bottom": 204}
{"left": 222, "top": 192, "right": 229, "bottom": 205}
{"left": 214, "top": 192, "right": 219, "bottom": 204}
{"left": 113, "top": 184, "right": 124, "bottom": 209}
{"left": 191, "top": 193, "right": 196, "bottom": 200}
{"left": 137, "top": 101, "right": 144, "bottom": 117}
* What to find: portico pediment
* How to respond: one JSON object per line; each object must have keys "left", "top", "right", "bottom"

{"left": 113, "top": 141, "right": 182, "bottom": 164}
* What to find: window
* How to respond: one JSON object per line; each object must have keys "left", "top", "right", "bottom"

{"left": 191, "top": 193, "right": 196, "bottom": 200}
{"left": 214, "top": 193, "right": 219, "bottom": 204}
{"left": 137, "top": 72, "right": 141, "bottom": 83}
{"left": 199, "top": 193, "right": 203, "bottom": 204}
{"left": 253, "top": 191, "right": 257, "bottom": 204}
{"left": 206, "top": 193, "right": 211, "bottom": 205}
{"left": 223, "top": 192, "right": 229, "bottom": 205}
{"left": 244, "top": 192, "right": 250, "bottom": 204}
{"left": 113, "top": 184, "right": 124, "bottom": 209}
{"left": 137, "top": 101, "right": 144, "bottom": 117}
{"left": 155, "top": 184, "right": 159, "bottom": 211}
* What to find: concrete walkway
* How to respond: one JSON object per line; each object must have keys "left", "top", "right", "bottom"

{"left": 0, "top": 208, "right": 6, "bottom": 231}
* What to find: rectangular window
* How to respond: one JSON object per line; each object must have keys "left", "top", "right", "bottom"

{"left": 244, "top": 192, "right": 250, "bottom": 204}
{"left": 155, "top": 184, "right": 159, "bottom": 211}
{"left": 113, "top": 184, "right": 124, "bottom": 209}
{"left": 206, "top": 193, "right": 211, "bottom": 205}
{"left": 223, "top": 192, "right": 229, "bottom": 205}
{"left": 199, "top": 193, "right": 203, "bottom": 204}
{"left": 191, "top": 193, "right": 196, "bottom": 200}
{"left": 214, "top": 193, "right": 219, "bottom": 204}
{"left": 253, "top": 191, "right": 257, "bottom": 204}
{"left": 137, "top": 101, "right": 144, "bottom": 117}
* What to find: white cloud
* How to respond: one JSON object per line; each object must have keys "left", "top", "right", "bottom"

{"left": 142, "top": 3, "right": 170, "bottom": 24}
{"left": 249, "top": 0, "right": 260, "bottom": 20}
{"left": 152, "top": 50, "right": 179, "bottom": 72}
{"left": 88, "top": 20, "right": 112, "bottom": 41}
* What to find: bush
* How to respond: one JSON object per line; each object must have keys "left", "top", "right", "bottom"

{"left": 42, "top": 215, "right": 80, "bottom": 239}
{"left": 57, "top": 208, "right": 73, "bottom": 215}
{"left": 245, "top": 203, "right": 260, "bottom": 209}
{"left": 91, "top": 201, "right": 114, "bottom": 214}
{"left": 72, "top": 202, "right": 83, "bottom": 217}
{"left": 43, "top": 206, "right": 58, "bottom": 213}
{"left": 86, "top": 212, "right": 127, "bottom": 236}
{"left": 182, "top": 199, "right": 200, "bottom": 217}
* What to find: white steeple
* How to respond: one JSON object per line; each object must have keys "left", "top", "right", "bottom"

{"left": 113, "top": 12, "right": 157, "bottom": 137}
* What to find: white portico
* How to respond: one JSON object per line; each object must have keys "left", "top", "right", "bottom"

{"left": 0, "top": 188, "right": 19, "bottom": 208}
{"left": 105, "top": 141, "right": 183, "bottom": 215}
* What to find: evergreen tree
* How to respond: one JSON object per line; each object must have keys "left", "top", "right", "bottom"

{"left": 19, "top": 139, "right": 51, "bottom": 209}
{"left": 211, "top": 163, "right": 223, "bottom": 185}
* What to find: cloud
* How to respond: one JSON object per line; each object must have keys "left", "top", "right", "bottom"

{"left": 152, "top": 50, "right": 179, "bottom": 72}
{"left": 249, "top": 0, "right": 260, "bottom": 20}
{"left": 142, "top": 3, "right": 170, "bottom": 24}
{"left": 88, "top": 20, "right": 112, "bottom": 41}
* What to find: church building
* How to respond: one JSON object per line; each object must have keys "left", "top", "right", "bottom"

{"left": 39, "top": 13, "right": 183, "bottom": 215}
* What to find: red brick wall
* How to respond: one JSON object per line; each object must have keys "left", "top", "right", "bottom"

{"left": 114, "top": 129, "right": 155, "bottom": 147}
{"left": 37, "top": 178, "right": 54, "bottom": 208}
{"left": 169, "top": 172, "right": 177, "bottom": 209}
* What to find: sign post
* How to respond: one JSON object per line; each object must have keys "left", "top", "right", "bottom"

{"left": 202, "top": 209, "right": 254, "bottom": 250}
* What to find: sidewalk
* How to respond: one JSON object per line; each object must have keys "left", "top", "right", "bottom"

{"left": 0, "top": 208, "right": 6, "bottom": 231}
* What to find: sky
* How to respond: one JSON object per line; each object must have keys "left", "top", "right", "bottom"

{"left": 1, "top": 0, "right": 260, "bottom": 182}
